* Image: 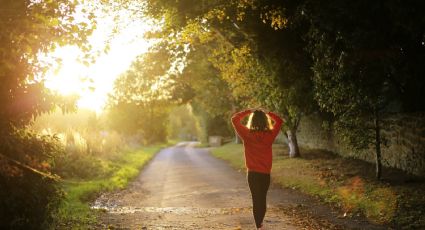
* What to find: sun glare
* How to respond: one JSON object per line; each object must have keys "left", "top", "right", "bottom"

{"left": 43, "top": 2, "right": 154, "bottom": 113}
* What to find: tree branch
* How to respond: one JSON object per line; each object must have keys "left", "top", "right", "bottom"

{"left": 0, "top": 153, "right": 59, "bottom": 181}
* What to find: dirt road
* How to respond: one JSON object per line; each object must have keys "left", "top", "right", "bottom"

{"left": 94, "top": 142, "right": 384, "bottom": 229}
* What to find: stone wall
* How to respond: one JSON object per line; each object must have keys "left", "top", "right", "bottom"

{"left": 296, "top": 113, "right": 425, "bottom": 176}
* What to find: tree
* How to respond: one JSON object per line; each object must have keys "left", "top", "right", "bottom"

{"left": 168, "top": 104, "right": 201, "bottom": 141}
{"left": 142, "top": 0, "right": 425, "bottom": 164}
{"left": 107, "top": 47, "right": 173, "bottom": 144}
{"left": 175, "top": 44, "right": 235, "bottom": 142}
{"left": 143, "top": 0, "right": 318, "bottom": 157}
{"left": 0, "top": 0, "right": 95, "bottom": 129}
{"left": 208, "top": 12, "right": 315, "bottom": 157}
{"left": 302, "top": 0, "right": 425, "bottom": 179}
{"left": 0, "top": 0, "right": 95, "bottom": 227}
{"left": 145, "top": 16, "right": 239, "bottom": 142}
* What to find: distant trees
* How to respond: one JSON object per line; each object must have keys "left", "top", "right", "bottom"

{"left": 107, "top": 40, "right": 236, "bottom": 143}
{"left": 107, "top": 47, "right": 173, "bottom": 144}
{"left": 168, "top": 105, "right": 202, "bottom": 141}
{"left": 176, "top": 45, "right": 235, "bottom": 142}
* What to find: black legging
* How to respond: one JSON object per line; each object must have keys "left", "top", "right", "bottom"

{"left": 247, "top": 171, "right": 271, "bottom": 228}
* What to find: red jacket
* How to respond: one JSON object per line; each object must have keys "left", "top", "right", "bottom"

{"left": 231, "top": 110, "right": 283, "bottom": 174}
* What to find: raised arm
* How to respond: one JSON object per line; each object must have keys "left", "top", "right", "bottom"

{"left": 267, "top": 111, "right": 283, "bottom": 137}
{"left": 231, "top": 109, "right": 252, "bottom": 139}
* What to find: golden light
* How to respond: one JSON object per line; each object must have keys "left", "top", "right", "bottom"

{"left": 43, "top": 2, "right": 154, "bottom": 113}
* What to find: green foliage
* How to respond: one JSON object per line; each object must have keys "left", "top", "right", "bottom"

{"left": 175, "top": 44, "right": 235, "bottom": 140}
{"left": 144, "top": 0, "right": 425, "bottom": 161}
{"left": 0, "top": 129, "right": 63, "bottom": 229}
{"left": 168, "top": 105, "right": 202, "bottom": 141}
{"left": 52, "top": 145, "right": 164, "bottom": 228}
{"left": 32, "top": 109, "right": 99, "bottom": 133}
{"left": 0, "top": 0, "right": 94, "bottom": 128}
{"left": 0, "top": 1, "right": 94, "bottom": 228}
{"left": 32, "top": 110, "right": 130, "bottom": 180}
{"left": 304, "top": 1, "right": 425, "bottom": 114}
{"left": 207, "top": 115, "right": 234, "bottom": 137}
{"left": 143, "top": 0, "right": 317, "bottom": 157}
{"left": 30, "top": 107, "right": 169, "bottom": 228}
{"left": 299, "top": 0, "right": 425, "bottom": 177}
{"left": 54, "top": 154, "right": 113, "bottom": 180}
{"left": 306, "top": 1, "right": 391, "bottom": 151}
{"left": 303, "top": 0, "right": 425, "bottom": 112}
{"left": 106, "top": 103, "right": 143, "bottom": 135}
{"left": 107, "top": 102, "right": 169, "bottom": 144}
{"left": 0, "top": 170, "right": 64, "bottom": 229}
{"left": 0, "top": 128, "right": 62, "bottom": 171}
{"left": 107, "top": 49, "right": 172, "bottom": 144}
{"left": 178, "top": 45, "right": 234, "bottom": 117}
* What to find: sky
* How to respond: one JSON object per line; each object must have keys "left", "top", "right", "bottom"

{"left": 43, "top": 1, "right": 154, "bottom": 112}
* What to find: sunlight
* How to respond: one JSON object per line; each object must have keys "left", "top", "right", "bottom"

{"left": 43, "top": 2, "right": 154, "bottom": 113}
{"left": 44, "top": 46, "right": 88, "bottom": 96}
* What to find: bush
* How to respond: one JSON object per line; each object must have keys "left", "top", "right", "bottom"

{"left": 52, "top": 130, "right": 124, "bottom": 179}
{"left": 0, "top": 128, "right": 63, "bottom": 229}
{"left": 0, "top": 170, "right": 63, "bottom": 229}
{"left": 53, "top": 153, "right": 114, "bottom": 179}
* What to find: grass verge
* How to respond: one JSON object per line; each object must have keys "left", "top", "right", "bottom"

{"left": 210, "top": 143, "right": 425, "bottom": 229}
{"left": 52, "top": 144, "right": 170, "bottom": 229}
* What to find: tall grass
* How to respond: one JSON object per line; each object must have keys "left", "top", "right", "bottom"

{"left": 31, "top": 110, "right": 173, "bottom": 228}
{"left": 51, "top": 145, "right": 166, "bottom": 228}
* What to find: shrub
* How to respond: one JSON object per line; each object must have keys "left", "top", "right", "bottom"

{"left": 53, "top": 153, "right": 114, "bottom": 179}
{"left": 52, "top": 130, "right": 123, "bottom": 179}
{"left": 0, "top": 128, "right": 63, "bottom": 229}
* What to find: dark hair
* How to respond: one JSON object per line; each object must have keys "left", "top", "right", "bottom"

{"left": 247, "top": 110, "right": 271, "bottom": 132}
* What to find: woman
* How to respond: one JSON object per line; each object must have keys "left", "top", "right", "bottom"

{"left": 231, "top": 108, "right": 283, "bottom": 230}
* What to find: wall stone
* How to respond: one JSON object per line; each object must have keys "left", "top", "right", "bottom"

{"left": 296, "top": 113, "right": 425, "bottom": 176}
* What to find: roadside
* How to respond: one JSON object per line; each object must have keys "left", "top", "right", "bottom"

{"left": 211, "top": 143, "right": 425, "bottom": 229}
{"left": 52, "top": 144, "right": 170, "bottom": 229}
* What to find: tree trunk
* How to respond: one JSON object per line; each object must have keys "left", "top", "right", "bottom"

{"left": 287, "top": 129, "right": 300, "bottom": 158}
{"left": 374, "top": 113, "right": 382, "bottom": 180}
{"left": 234, "top": 131, "right": 241, "bottom": 144}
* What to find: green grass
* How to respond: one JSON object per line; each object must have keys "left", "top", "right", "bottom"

{"left": 52, "top": 144, "right": 170, "bottom": 228}
{"left": 193, "top": 142, "right": 210, "bottom": 148}
{"left": 210, "top": 143, "right": 425, "bottom": 228}
{"left": 208, "top": 142, "right": 245, "bottom": 169}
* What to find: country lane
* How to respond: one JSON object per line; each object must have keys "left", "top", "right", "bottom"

{"left": 93, "top": 142, "right": 383, "bottom": 230}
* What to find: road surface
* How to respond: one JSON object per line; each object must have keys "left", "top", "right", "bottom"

{"left": 93, "top": 142, "right": 383, "bottom": 229}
